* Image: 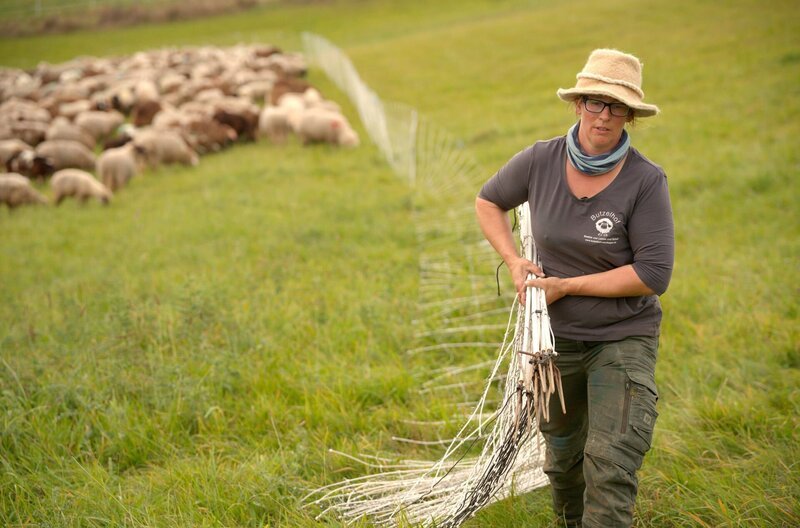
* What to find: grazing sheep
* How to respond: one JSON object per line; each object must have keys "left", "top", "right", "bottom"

{"left": 0, "top": 71, "right": 40, "bottom": 100}
{"left": 131, "top": 99, "right": 162, "bottom": 127}
{"left": 182, "top": 119, "right": 237, "bottom": 154}
{"left": 151, "top": 107, "right": 190, "bottom": 130}
{"left": 5, "top": 120, "right": 49, "bottom": 146}
{"left": 57, "top": 99, "right": 92, "bottom": 119}
{"left": 178, "top": 101, "right": 214, "bottom": 119}
{"left": 295, "top": 109, "right": 360, "bottom": 147}
{"left": 258, "top": 105, "right": 297, "bottom": 144}
{"left": 195, "top": 88, "right": 225, "bottom": 102}
{"left": 46, "top": 117, "right": 95, "bottom": 149}
{"left": 102, "top": 123, "right": 136, "bottom": 150}
{"left": 5, "top": 150, "right": 55, "bottom": 180}
{"left": 302, "top": 87, "right": 323, "bottom": 107}
{"left": 158, "top": 72, "right": 186, "bottom": 94}
{"left": 132, "top": 128, "right": 198, "bottom": 167}
{"left": 269, "top": 77, "right": 311, "bottom": 105}
{"left": 75, "top": 110, "right": 125, "bottom": 141}
{"left": 0, "top": 98, "right": 52, "bottom": 123}
{"left": 133, "top": 79, "right": 159, "bottom": 104}
{"left": 51, "top": 168, "right": 111, "bottom": 205}
{"left": 237, "top": 80, "right": 273, "bottom": 103}
{"left": 264, "top": 52, "right": 308, "bottom": 78}
{"left": 0, "top": 139, "right": 32, "bottom": 167}
{"left": 213, "top": 107, "right": 258, "bottom": 142}
{"left": 0, "top": 173, "right": 47, "bottom": 209}
{"left": 308, "top": 99, "right": 342, "bottom": 114}
{"left": 276, "top": 92, "right": 306, "bottom": 112}
{"left": 96, "top": 143, "right": 142, "bottom": 192}
{"left": 36, "top": 139, "right": 96, "bottom": 171}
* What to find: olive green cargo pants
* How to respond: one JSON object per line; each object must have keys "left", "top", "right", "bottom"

{"left": 539, "top": 336, "right": 659, "bottom": 528}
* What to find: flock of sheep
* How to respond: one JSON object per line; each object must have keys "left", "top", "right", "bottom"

{"left": 0, "top": 43, "right": 360, "bottom": 209}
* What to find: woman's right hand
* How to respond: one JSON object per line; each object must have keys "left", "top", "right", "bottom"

{"left": 507, "top": 256, "right": 544, "bottom": 304}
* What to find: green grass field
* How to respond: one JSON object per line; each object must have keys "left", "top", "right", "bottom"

{"left": 1, "top": 0, "right": 799, "bottom": 526}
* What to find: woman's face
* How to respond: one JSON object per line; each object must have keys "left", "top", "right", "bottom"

{"left": 575, "top": 96, "right": 632, "bottom": 155}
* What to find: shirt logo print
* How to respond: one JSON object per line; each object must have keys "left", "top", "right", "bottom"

{"left": 595, "top": 218, "right": 614, "bottom": 234}
{"left": 585, "top": 211, "right": 622, "bottom": 245}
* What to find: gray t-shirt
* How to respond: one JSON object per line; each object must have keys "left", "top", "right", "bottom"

{"left": 479, "top": 136, "right": 674, "bottom": 340}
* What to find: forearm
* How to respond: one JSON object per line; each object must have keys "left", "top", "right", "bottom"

{"left": 562, "top": 264, "right": 656, "bottom": 298}
{"left": 475, "top": 196, "right": 519, "bottom": 264}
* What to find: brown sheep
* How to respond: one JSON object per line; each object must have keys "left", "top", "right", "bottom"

{"left": 131, "top": 99, "right": 163, "bottom": 127}
{"left": 212, "top": 100, "right": 259, "bottom": 142}
{"left": 183, "top": 119, "right": 237, "bottom": 154}
{"left": 51, "top": 168, "right": 111, "bottom": 205}
{"left": 35, "top": 140, "right": 96, "bottom": 171}
{"left": 0, "top": 173, "right": 47, "bottom": 209}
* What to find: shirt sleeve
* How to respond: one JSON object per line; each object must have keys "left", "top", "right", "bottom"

{"left": 629, "top": 169, "right": 675, "bottom": 295}
{"left": 477, "top": 146, "right": 533, "bottom": 211}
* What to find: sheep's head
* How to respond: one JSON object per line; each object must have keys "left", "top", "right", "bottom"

{"left": 338, "top": 127, "right": 360, "bottom": 148}
{"left": 31, "top": 189, "right": 48, "bottom": 205}
{"left": 31, "top": 155, "right": 55, "bottom": 179}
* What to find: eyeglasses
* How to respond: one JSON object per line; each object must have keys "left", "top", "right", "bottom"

{"left": 582, "top": 97, "right": 630, "bottom": 117}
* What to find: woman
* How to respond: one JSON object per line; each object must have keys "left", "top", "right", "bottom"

{"left": 475, "top": 49, "right": 674, "bottom": 527}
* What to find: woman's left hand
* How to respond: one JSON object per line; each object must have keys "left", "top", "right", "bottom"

{"left": 525, "top": 276, "right": 568, "bottom": 305}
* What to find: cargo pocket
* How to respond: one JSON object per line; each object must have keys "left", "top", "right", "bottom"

{"left": 619, "top": 370, "right": 659, "bottom": 461}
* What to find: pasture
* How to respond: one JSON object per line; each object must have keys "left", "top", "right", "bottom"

{"left": 1, "top": 0, "right": 798, "bottom": 526}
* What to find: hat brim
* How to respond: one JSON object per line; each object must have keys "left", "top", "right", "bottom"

{"left": 557, "top": 87, "right": 659, "bottom": 117}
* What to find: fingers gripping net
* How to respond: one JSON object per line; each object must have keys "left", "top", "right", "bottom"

{"left": 302, "top": 33, "right": 564, "bottom": 526}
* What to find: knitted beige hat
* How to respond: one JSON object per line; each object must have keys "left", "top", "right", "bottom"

{"left": 557, "top": 48, "right": 659, "bottom": 117}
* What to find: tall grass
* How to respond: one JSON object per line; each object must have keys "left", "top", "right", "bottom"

{"left": 1, "top": 0, "right": 798, "bottom": 526}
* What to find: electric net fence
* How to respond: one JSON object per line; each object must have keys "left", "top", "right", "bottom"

{"left": 302, "top": 33, "right": 553, "bottom": 527}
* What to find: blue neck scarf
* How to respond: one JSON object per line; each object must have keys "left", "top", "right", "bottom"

{"left": 566, "top": 121, "right": 630, "bottom": 176}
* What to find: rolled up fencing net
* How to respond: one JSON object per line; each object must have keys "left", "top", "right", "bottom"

{"left": 302, "top": 33, "right": 564, "bottom": 527}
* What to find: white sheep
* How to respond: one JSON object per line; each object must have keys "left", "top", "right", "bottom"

{"left": 302, "top": 87, "right": 323, "bottom": 107}
{"left": 75, "top": 110, "right": 125, "bottom": 141}
{"left": 51, "top": 168, "right": 111, "bottom": 205}
{"left": 276, "top": 92, "right": 306, "bottom": 113}
{"left": 258, "top": 105, "right": 298, "bottom": 144}
{"left": 0, "top": 172, "right": 47, "bottom": 208}
{"left": 36, "top": 139, "right": 96, "bottom": 171}
{"left": 237, "top": 80, "right": 273, "bottom": 104}
{"left": 295, "top": 108, "right": 360, "bottom": 148}
{"left": 133, "top": 79, "right": 159, "bottom": 103}
{"left": 4, "top": 120, "right": 49, "bottom": 146}
{"left": 96, "top": 143, "right": 142, "bottom": 192}
{"left": 0, "top": 139, "right": 32, "bottom": 167}
{"left": 0, "top": 98, "right": 52, "bottom": 124}
{"left": 45, "top": 117, "right": 95, "bottom": 149}
{"left": 57, "top": 99, "right": 92, "bottom": 119}
{"left": 132, "top": 128, "right": 199, "bottom": 167}
{"left": 309, "top": 99, "right": 342, "bottom": 114}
